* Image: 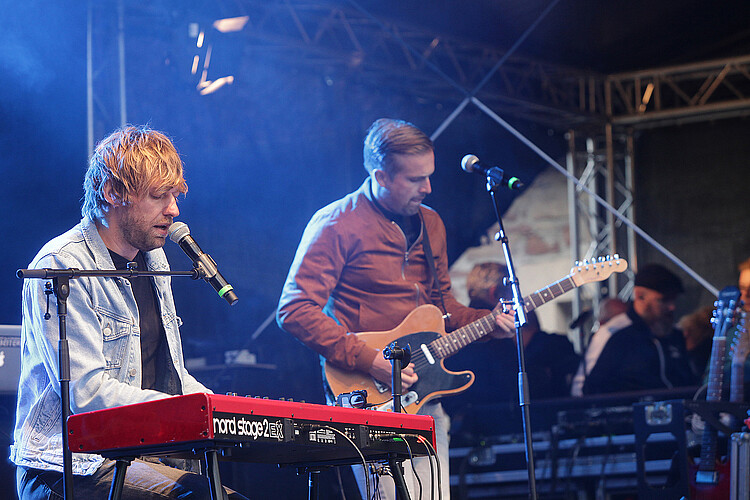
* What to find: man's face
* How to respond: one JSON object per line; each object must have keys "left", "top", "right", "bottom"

{"left": 739, "top": 268, "right": 750, "bottom": 312}
{"left": 634, "top": 286, "right": 677, "bottom": 336}
{"left": 118, "top": 185, "right": 181, "bottom": 254}
{"left": 374, "top": 151, "right": 434, "bottom": 216}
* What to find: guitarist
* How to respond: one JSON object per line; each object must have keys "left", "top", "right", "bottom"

{"left": 277, "top": 118, "right": 515, "bottom": 500}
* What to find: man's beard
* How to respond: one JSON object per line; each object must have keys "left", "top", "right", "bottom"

{"left": 121, "top": 212, "right": 170, "bottom": 253}
{"left": 651, "top": 316, "right": 674, "bottom": 338}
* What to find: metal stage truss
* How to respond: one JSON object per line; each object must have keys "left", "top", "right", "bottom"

{"left": 87, "top": 0, "right": 748, "bottom": 302}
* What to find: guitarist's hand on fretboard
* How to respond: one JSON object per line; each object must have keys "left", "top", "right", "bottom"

{"left": 489, "top": 311, "right": 516, "bottom": 339}
{"left": 369, "top": 355, "right": 418, "bottom": 392}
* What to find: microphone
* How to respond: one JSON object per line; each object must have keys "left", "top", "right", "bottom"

{"left": 168, "top": 222, "right": 239, "bottom": 305}
{"left": 461, "top": 154, "right": 524, "bottom": 190}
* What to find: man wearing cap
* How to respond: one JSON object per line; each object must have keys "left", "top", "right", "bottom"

{"left": 577, "top": 263, "right": 696, "bottom": 395}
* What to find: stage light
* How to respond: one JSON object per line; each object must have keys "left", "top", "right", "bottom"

{"left": 639, "top": 82, "right": 654, "bottom": 113}
{"left": 213, "top": 16, "right": 249, "bottom": 33}
{"left": 199, "top": 76, "right": 235, "bottom": 95}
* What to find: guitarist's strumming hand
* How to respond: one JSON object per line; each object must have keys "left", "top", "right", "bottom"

{"left": 369, "top": 355, "right": 418, "bottom": 392}
{"left": 490, "top": 310, "right": 517, "bottom": 339}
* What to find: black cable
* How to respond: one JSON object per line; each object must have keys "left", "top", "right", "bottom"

{"left": 335, "top": 467, "right": 346, "bottom": 500}
{"left": 565, "top": 438, "right": 583, "bottom": 496}
{"left": 596, "top": 434, "right": 614, "bottom": 499}
{"left": 416, "top": 435, "right": 442, "bottom": 500}
{"left": 421, "top": 439, "right": 436, "bottom": 500}
{"left": 379, "top": 432, "right": 439, "bottom": 500}
{"left": 402, "top": 438, "right": 422, "bottom": 500}
{"left": 319, "top": 425, "right": 370, "bottom": 500}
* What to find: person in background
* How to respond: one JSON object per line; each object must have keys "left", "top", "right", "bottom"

{"left": 569, "top": 297, "right": 629, "bottom": 396}
{"left": 577, "top": 263, "right": 696, "bottom": 395}
{"left": 276, "top": 119, "right": 515, "bottom": 500}
{"left": 716, "top": 257, "right": 750, "bottom": 401}
{"left": 444, "top": 262, "right": 580, "bottom": 408}
{"left": 739, "top": 257, "right": 750, "bottom": 313}
{"left": 597, "top": 297, "right": 629, "bottom": 326}
{"left": 11, "top": 126, "right": 244, "bottom": 499}
{"left": 678, "top": 305, "right": 714, "bottom": 379}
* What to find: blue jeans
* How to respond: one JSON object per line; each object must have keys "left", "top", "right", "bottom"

{"left": 17, "top": 458, "right": 247, "bottom": 499}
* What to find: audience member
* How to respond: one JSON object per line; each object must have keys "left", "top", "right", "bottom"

{"left": 597, "top": 297, "right": 629, "bottom": 326}
{"left": 678, "top": 305, "right": 714, "bottom": 379}
{"left": 444, "top": 262, "right": 580, "bottom": 411}
{"left": 574, "top": 263, "right": 696, "bottom": 395}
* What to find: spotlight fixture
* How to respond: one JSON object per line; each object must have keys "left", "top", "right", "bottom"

{"left": 213, "top": 16, "right": 249, "bottom": 33}
{"left": 199, "top": 75, "right": 235, "bottom": 95}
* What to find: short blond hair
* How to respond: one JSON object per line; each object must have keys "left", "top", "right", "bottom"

{"left": 739, "top": 257, "right": 750, "bottom": 273}
{"left": 82, "top": 125, "right": 187, "bottom": 220}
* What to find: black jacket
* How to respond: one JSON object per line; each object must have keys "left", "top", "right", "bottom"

{"left": 583, "top": 306, "right": 697, "bottom": 395}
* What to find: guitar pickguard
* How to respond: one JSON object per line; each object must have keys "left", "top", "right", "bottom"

{"left": 392, "top": 331, "right": 474, "bottom": 407}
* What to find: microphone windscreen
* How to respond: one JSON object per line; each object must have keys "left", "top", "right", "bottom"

{"left": 168, "top": 222, "right": 190, "bottom": 243}
{"left": 461, "top": 154, "right": 479, "bottom": 173}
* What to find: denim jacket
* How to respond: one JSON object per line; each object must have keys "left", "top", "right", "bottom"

{"left": 10, "top": 217, "right": 209, "bottom": 474}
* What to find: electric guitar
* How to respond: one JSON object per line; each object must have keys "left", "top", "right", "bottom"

{"left": 689, "top": 286, "right": 743, "bottom": 499}
{"left": 324, "top": 255, "right": 628, "bottom": 414}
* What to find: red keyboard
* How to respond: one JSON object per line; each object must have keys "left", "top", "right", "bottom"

{"left": 67, "top": 393, "right": 436, "bottom": 466}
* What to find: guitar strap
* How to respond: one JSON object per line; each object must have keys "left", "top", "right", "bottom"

{"left": 420, "top": 211, "right": 451, "bottom": 320}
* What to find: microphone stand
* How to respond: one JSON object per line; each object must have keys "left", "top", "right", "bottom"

{"left": 383, "top": 342, "right": 411, "bottom": 500}
{"left": 16, "top": 266, "right": 200, "bottom": 500}
{"left": 485, "top": 175, "right": 539, "bottom": 500}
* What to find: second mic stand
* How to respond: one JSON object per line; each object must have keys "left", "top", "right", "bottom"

{"left": 383, "top": 342, "right": 412, "bottom": 500}
{"left": 16, "top": 265, "right": 200, "bottom": 500}
{"left": 486, "top": 178, "right": 539, "bottom": 500}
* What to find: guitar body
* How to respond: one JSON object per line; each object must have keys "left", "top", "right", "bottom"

{"left": 325, "top": 304, "right": 475, "bottom": 414}
{"left": 688, "top": 459, "right": 731, "bottom": 500}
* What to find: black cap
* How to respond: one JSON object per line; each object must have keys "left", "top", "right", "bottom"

{"left": 634, "top": 264, "right": 684, "bottom": 297}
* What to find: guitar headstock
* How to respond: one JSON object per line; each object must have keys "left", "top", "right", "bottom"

{"left": 712, "top": 286, "right": 742, "bottom": 339}
{"left": 570, "top": 254, "right": 628, "bottom": 287}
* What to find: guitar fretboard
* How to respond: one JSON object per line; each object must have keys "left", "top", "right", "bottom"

{"left": 428, "top": 275, "right": 577, "bottom": 360}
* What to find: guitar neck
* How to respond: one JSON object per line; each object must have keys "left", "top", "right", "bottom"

{"left": 429, "top": 274, "right": 578, "bottom": 360}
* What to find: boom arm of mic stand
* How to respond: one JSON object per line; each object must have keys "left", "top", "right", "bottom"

{"left": 486, "top": 178, "right": 538, "bottom": 500}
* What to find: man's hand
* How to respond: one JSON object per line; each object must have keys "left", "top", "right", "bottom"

{"left": 490, "top": 310, "right": 517, "bottom": 339}
{"left": 369, "top": 355, "right": 418, "bottom": 392}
